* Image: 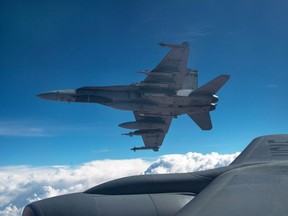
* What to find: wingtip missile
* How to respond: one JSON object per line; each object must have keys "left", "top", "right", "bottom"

{"left": 136, "top": 70, "right": 151, "bottom": 75}
{"left": 159, "top": 42, "right": 189, "bottom": 48}
{"left": 131, "top": 146, "right": 159, "bottom": 152}
{"left": 122, "top": 132, "right": 134, "bottom": 137}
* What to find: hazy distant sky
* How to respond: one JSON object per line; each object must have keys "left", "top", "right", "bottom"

{"left": 1, "top": 0, "right": 288, "bottom": 166}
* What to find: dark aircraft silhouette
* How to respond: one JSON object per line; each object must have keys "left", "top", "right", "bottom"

{"left": 38, "top": 42, "right": 229, "bottom": 151}
{"left": 22, "top": 134, "right": 288, "bottom": 216}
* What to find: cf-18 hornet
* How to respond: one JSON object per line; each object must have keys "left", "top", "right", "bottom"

{"left": 38, "top": 42, "right": 229, "bottom": 151}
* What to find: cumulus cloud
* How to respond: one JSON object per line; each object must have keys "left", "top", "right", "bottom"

{"left": 0, "top": 152, "right": 239, "bottom": 216}
{"left": 0, "top": 159, "right": 150, "bottom": 216}
{"left": 0, "top": 204, "right": 22, "bottom": 216}
{"left": 145, "top": 152, "right": 240, "bottom": 174}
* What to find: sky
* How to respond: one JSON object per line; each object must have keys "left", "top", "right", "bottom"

{"left": 0, "top": 0, "right": 288, "bottom": 214}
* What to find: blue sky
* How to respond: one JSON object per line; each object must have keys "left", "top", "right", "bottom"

{"left": 1, "top": 0, "right": 288, "bottom": 166}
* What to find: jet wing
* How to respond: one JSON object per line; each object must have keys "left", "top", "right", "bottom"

{"left": 175, "top": 162, "right": 288, "bottom": 216}
{"left": 188, "top": 112, "right": 212, "bottom": 130}
{"left": 132, "top": 111, "right": 173, "bottom": 151}
{"left": 175, "top": 134, "right": 288, "bottom": 216}
{"left": 141, "top": 42, "right": 189, "bottom": 90}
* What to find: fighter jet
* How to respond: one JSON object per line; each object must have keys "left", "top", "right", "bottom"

{"left": 22, "top": 134, "right": 288, "bottom": 216}
{"left": 37, "top": 42, "right": 229, "bottom": 151}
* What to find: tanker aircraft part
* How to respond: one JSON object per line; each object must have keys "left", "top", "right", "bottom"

{"left": 23, "top": 134, "right": 288, "bottom": 216}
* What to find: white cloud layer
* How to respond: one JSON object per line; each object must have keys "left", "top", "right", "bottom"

{"left": 0, "top": 152, "right": 239, "bottom": 216}
{"left": 144, "top": 152, "right": 239, "bottom": 174}
{"left": 0, "top": 121, "right": 45, "bottom": 137}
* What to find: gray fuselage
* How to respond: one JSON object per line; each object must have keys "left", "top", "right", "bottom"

{"left": 38, "top": 85, "right": 218, "bottom": 117}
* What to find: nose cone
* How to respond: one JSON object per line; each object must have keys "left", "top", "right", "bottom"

{"left": 36, "top": 92, "right": 54, "bottom": 100}
{"left": 37, "top": 89, "right": 76, "bottom": 102}
{"left": 37, "top": 92, "right": 58, "bottom": 100}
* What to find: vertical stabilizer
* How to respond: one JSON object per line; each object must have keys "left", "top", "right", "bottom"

{"left": 191, "top": 75, "right": 229, "bottom": 95}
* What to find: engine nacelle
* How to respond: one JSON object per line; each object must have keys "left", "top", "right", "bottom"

{"left": 23, "top": 192, "right": 193, "bottom": 216}
{"left": 211, "top": 95, "right": 219, "bottom": 103}
{"left": 22, "top": 169, "right": 225, "bottom": 216}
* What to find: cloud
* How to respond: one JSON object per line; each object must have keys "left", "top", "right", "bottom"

{"left": 0, "top": 204, "right": 22, "bottom": 216}
{"left": 144, "top": 152, "right": 240, "bottom": 174}
{"left": 0, "top": 120, "right": 117, "bottom": 138}
{"left": 92, "top": 148, "right": 111, "bottom": 154}
{"left": 182, "top": 26, "right": 212, "bottom": 37}
{"left": 0, "top": 160, "right": 150, "bottom": 213}
{"left": 0, "top": 152, "right": 239, "bottom": 216}
{"left": 265, "top": 84, "right": 279, "bottom": 89}
{"left": 0, "top": 120, "right": 89, "bottom": 137}
{"left": 0, "top": 121, "right": 46, "bottom": 137}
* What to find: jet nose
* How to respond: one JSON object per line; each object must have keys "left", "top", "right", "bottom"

{"left": 37, "top": 89, "right": 77, "bottom": 102}
{"left": 37, "top": 93, "right": 47, "bottom": 99}
{"left": 37, "top": 92, "right": 59, "bottom": 100}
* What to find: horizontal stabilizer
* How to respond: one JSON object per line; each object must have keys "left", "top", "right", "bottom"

{"left": 188, "top": 112, "right": 212, "bottom": 130}
{"left": 192, "top": 75, "right": 229, "bottom": 95}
